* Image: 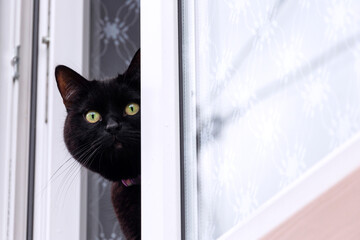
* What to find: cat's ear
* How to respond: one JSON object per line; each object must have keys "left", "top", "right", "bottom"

{"left": 124, "top": 49, "right": 140, "bottom": 88}
{"left": 55, "top": 65, "right": 89, "bottom": 109}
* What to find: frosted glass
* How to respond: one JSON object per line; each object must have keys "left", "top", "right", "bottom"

{"left": 181, "top": 0, "right": 360, "bottom": 239}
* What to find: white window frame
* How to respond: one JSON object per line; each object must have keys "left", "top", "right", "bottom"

{"left": 141, "top": 0, "right": 181, "bottom": 239}
{"left": 0, "top": 0, "right": 22, "bottom": 239}
{"left": 4, "top": 0, "right": 360, "bottom": 239}
{"left": 32, "top": 0, "right": 182, "bottom": 240}
{"left": 33, "top": 0, "right": 88, "bottom": 239}
{"left": 0, "top": 0, "right": 38, "bottom": 239}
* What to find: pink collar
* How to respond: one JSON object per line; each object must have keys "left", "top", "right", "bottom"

{"left": 121, "top": 175, "right": 141, "bottom": 187}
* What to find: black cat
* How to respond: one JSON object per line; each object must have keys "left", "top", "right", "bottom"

{"left": 55, "top": 50, "right": 141, "bottom": 240}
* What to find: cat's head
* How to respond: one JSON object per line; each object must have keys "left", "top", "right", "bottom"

{"left": 55, "top": 49, "right": 140, "bottom": 181}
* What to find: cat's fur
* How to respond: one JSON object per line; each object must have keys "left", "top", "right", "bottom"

{"left": 55, "top": 50, "right": 141, "bottom": 240}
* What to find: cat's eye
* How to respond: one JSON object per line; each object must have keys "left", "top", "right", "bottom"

{"left": 85, "top": 111, "right": 102, "bottom": 123}
{"left": 125, "top": 103, "right": 140, "bottom": 116}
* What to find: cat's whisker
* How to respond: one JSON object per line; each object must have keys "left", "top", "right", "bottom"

{"left": 49, "top": 142, "right": 93, "bottom": 180}
{"left": 56, "top": 141, "right": 103, "bottom": 201}
{"left": 62, "top": 143, "right": 104, "bottom": 198}
{"left": 54, "top": 160, "right": 80, "bottom": 208}
{"left": 81, "top": 144, "right": 102, "bottom": 168}
{"left": 38, "top": 157, "right": 73, "bottom": 196}
{"left": 39, "top": 141, "right": 94, "bottom": 196}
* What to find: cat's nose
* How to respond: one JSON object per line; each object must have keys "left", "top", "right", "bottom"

{"left": 106, "top": 118, "right": 121, "bottom": 133}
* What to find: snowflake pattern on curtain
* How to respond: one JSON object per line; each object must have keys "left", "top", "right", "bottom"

{"left": 191, "top": 0, "right": 360, "bottom": 238}
{"left": 87, "top": 0, "right": 139, "bottom": 239}
{"left": 90, "top": 0, "right": 139, "bottom": 79}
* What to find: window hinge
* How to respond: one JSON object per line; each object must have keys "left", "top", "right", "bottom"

{"left": 11, "top": 45, "right": 20, "bottom": 82}
{"left": 42, "top": 36, "right": 50, "bottom": 45}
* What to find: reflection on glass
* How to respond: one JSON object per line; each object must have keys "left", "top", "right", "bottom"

{"left": 181, "top": 0, "right": 360, "bottom": 239}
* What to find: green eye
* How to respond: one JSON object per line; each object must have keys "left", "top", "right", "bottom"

{"left": 85, "top": 111, "right": 101, "bottom": 123}
{"left": 125, "top": 103, "right": 140, "bottom": 116}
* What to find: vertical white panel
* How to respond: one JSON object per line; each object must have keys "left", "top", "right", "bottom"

{"left": 179, "top": 0, "right": 199, "bottom": 239}
{"left": 12, "top": 0, "right": 34, "bottom": 239}
{"left": 33, "top": 0, "right": 51, "bottom": 237}
{"left": 49, "top": 0, "right": 86, "bottom": 237}
{"left": 0, "top": 0, "right": 13, "bottom": 237}
{"left": 0, "top": 0, "right": 21, "bottom": 239}
{"left": 141, "top": 0, "right": 181, "bottom": 239}
{"left": 33, "top": 0, "right": 88, "bottom": 239}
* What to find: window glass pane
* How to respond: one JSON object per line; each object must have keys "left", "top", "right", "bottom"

{"left": 88, "top": 0, "right": 139, "bottom": 239}
{"left": 181, "top": 0, "right": 360, "bottom": 239}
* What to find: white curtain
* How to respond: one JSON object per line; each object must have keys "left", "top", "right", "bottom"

{"left": 87, "top": 0, "right": 139, "bottom": 239}
{"left": 182, "top": 0, "right": 360, "bottom": 239}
